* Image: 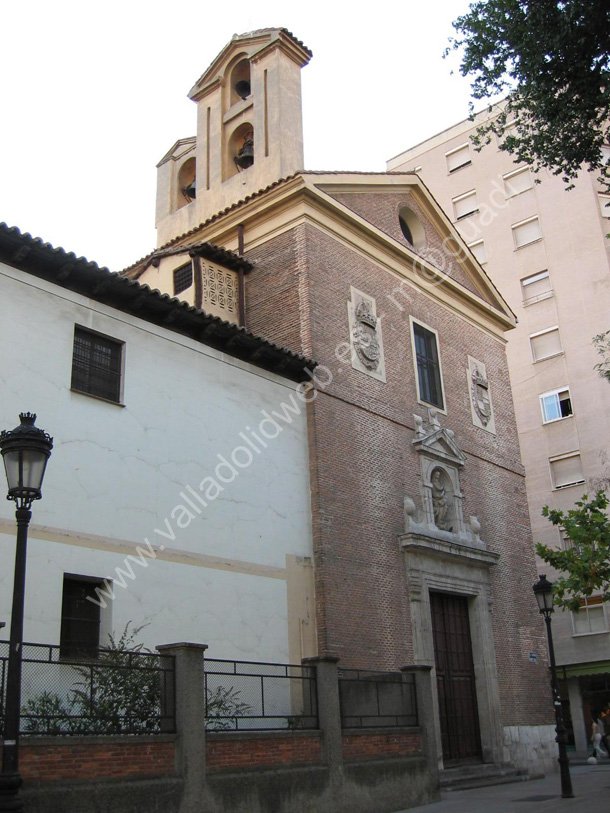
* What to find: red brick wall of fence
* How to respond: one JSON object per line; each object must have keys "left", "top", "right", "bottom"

{"left": 17, "top": 736, "right": 176, "bottom": 781}
{"left": 206, "top": 732, "right": 323, "bottom": 772}
{"left": 342, "top": 730, "right": 422, "bottom": 761}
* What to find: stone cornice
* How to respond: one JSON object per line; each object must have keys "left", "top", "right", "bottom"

{"left": 399, "top": 534, "right": 500, "bottom": 568}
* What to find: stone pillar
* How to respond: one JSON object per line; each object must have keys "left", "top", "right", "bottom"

{"left": 157, "top": 642, "right": 208, "bottom": 812}
{"left": 567, "top": 677, "right": 587, "bottom": 754}
{"left": 302, "top": 656, "right": 343, "bottom": 784}
{"left": 403, "top": 665, "right": 439, "bottom": 786}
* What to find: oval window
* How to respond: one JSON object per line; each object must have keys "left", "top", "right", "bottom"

{"left": 398, "top": 207, "right": 426, "bottom": 251}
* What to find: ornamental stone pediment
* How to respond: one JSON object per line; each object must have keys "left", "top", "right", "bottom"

{"left": 403, "top": 408, "right": 490, "bottom": 553}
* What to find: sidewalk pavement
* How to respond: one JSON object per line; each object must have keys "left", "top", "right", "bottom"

{"left": 395, "top": 763, "right": 610, "bottom": 813}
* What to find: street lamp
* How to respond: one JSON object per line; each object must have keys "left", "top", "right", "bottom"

{"left": 0, "top": 413, "right": 53, "bottom": 812}
{"left": 532, "top": 574, "right": 574, "bottom": 799}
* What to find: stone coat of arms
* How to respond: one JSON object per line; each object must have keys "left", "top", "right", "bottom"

{"left": 352, "top": 300, "right": 381, "bottom": 371}
{"left": 471, "top": 364, "right": 491, "bottom": 426}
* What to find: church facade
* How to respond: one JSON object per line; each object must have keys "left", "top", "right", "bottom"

{"left": 125, "top": 29, "right": 556, "bottom": 775}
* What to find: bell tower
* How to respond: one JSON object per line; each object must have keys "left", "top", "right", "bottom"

{"left": 155, "top": 29, "right": 312, "bottom": 245}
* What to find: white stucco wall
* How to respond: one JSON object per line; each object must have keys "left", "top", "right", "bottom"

{"left": 0, "top": 263, "right": 314, "bottom": 663}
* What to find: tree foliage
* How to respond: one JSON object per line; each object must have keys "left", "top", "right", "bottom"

{"left": 536, "top": 491, "right": 610, "bottom": 611}
{"left": 448, "top": 1, "right": 610, "bottom": 190}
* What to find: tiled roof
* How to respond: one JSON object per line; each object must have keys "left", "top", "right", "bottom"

{"left": 123, "top": 240, "right": 253, "bottom": 282}
{"left": 0, "top": 222, "right": 316, "bottom": 383}
{"left": 232, "top": 28, "right": 312, "bottom": 58}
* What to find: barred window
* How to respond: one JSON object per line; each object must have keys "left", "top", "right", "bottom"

{"left": 173, "top": 263, "right": 193, "bottom": 296}
{"left": 412, "top": 321, "right": 444, "bottom": 410}
{"left": 60, "top": 576, "right": 104, "bottom": 659}
{"left": 71, "top": 327, "right": 123, "bottom": 403}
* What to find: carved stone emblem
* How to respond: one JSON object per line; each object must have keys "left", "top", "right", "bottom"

{"left": 471, "top": 364, "right": 491, "bottom": 426}
{"left": 347, "top": 287, "right": 386, "bottom": 382}
{"left": 467, "top": 356, "right": 495, "bottom": 434}
{"left": 352, "top": 300, "right": 381, "bottom": 370}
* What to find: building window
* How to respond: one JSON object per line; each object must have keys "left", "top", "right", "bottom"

{"left": 503, "top": 167, "right": 532, "bottom": 197}
{"left": 530, "top": 326, "right": 562, "bottom": 362}
{"left": 71, "top": 327, "right": 123, "bottom": 403}
{"left": 452, "top": 190, "right": 478, "bottom": 221}
{"left": 521, "top": 270, "right": 552, "bottom": 304}
{"left": 540, "top": 388, "right": 573, "bottom": 423}
{"left": 549, "top": 453, "right": 585, "bottom": 490}
{"left": 601, "top": 145, "right": 610, "bottom": 165}
{"left": 512, "top": 216, "right": 542, "bottom": 248}
{"left": 445, "top": 144, "right": 471, "bottom": 173}
{"left": 411, "top": 320, "right": 445, "bottom": 410}
{"left": 468, "top": 239, "right": 486, "bottom": 264}
{"left": 572, "top": 595, "right": 608, "bottom": 635}
{"left": 60, "top": 576, "right": 104, "bottom": 658}
{"left": 561, "top": 529, "right": 574, "bottom": 551}
{"left": 598, "top": 195, "right": 610, "bottom": 219}
{"left": 173, "top": 263, "right": 193, "bottom": 295}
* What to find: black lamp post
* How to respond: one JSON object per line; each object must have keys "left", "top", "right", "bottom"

{"left": 0, "top": 414, "right": 53, "bottom": 812}
{"left": 532, "top": 573, "right": 574, "bottom": 799}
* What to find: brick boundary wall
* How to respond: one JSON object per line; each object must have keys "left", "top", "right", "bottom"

{"left": 341, "top": 729, "right": 422, "bottom": 761}
{"left": 15, "top": 735, "right": 176, "bottom": 781}
{"left": 206, "top": 731, "right": 322, "bottom": 772}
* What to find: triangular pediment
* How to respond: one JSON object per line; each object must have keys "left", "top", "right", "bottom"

{"left": 188, "top": 29, "right": 312, "bottom": 101}
{"left": 412, "top": 427, "right": 466, "bottom": 467}
{"left": 301, "top": 172, "right": 515, "bottom": 325}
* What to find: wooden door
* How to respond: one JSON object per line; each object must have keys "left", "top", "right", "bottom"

{"left": 431, "top": 592, "right": 482, "bottom": 764}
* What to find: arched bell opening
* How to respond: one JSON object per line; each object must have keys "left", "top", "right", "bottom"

{"left": 177, "top": 157, "right": 196, "bottom": 208}
{"left": 225, "top": 123, "right": 254, "bottom": 180}
{"left": 229, "top": 58, "right": 251, "bottom": 108}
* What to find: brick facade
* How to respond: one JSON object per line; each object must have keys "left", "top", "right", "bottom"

{"left": 330, "top": 190, "right": 482, "bottom": 297}
{"left": 245, "top": 205, "right": 550, "bottom": 729}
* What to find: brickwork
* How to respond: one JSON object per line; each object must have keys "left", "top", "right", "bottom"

{"left": 18, "top": 737, "right": 176, "bottom": 781}
{"left": 342, "top": 730, "right": 422, "bottom": 761}
{"left": 205, "top": 733, "right": 322, "bottom": 772}
{"left": 244, "top": 218, "right": 551, "bottom": 728}
{"left": 245, "top": 226, "right": 306, "bottom": 355}
{"left": 330, "top": 190, "right": 483, "bottom": 298}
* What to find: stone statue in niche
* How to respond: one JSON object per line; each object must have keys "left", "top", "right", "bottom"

{"left": 431, "top": 469, "right": 452, "bottom": 531}
{"left": 352, "top": 299, "right": 381, "bottom": 371}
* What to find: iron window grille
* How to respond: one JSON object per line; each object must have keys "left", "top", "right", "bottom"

{"left": 71, "top": 327, "right": 122, "bottom": 403}
{"left": 173, "top": 263, "right": 193, "bottom": 296}
{"left": 413, "top": 322, "right": 444, "bottom": 409}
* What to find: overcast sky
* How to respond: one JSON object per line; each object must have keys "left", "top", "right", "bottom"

{"left": 1, "top": 0, "right": 475, "bottom": 271}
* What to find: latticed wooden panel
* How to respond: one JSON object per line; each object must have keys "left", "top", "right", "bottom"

{"left": 202, "top": 263, "right": 239, "bottom": 321}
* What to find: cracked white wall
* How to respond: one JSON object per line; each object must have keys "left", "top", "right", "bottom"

{"left": 0, "top": 263, "right": 315, "bottom": 663}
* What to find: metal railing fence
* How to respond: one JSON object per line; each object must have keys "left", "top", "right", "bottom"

{"left": 204, "top": 658, "right": 318, "bottom": 731}
{"left": 0, "top": 641, "right": 175, "bottom": 736}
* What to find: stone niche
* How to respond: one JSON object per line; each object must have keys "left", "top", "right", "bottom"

{"left": 404, "top": 408, "right": 485, "bottom": 549}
